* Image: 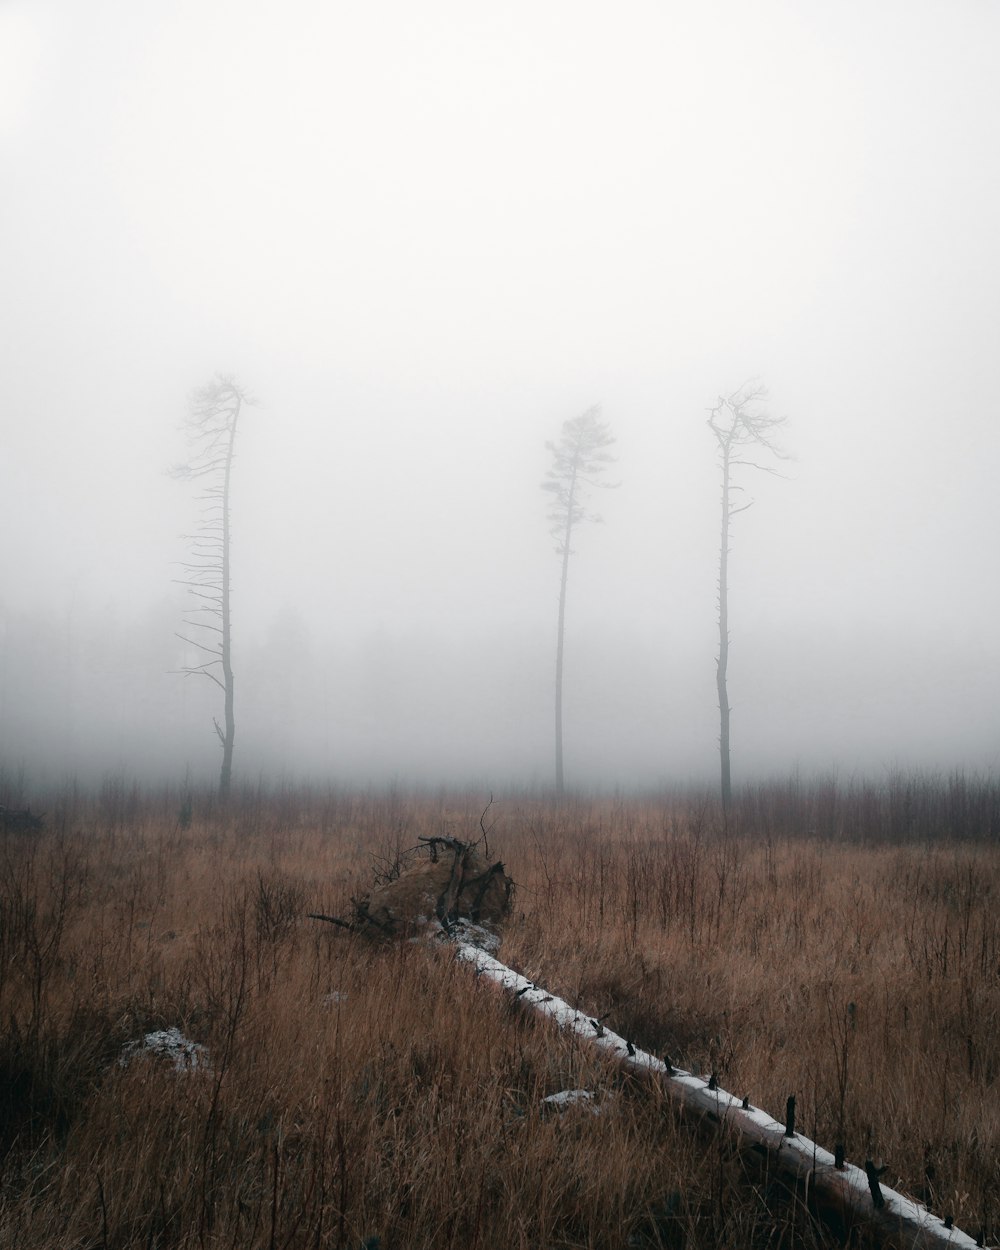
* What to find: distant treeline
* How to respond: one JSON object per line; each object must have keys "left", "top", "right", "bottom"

{"left": 729, "top": 771, "right": 1000, "bottom": 843}
{"left": 0, "top": 769, "right": 997, "bottom": 844}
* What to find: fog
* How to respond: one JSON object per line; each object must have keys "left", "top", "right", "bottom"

{"left": 1, "top": 0, "right": 998, "bottom": 791}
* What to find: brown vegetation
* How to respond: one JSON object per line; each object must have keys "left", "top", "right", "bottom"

{"left": 0, "top": 777, "right": 998, "bottom": 1248}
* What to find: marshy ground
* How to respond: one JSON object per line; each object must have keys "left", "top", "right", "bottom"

{"left": 1, "top": 777, "right": 997, "bottom": 1248}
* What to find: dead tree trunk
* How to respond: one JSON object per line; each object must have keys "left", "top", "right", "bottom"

{"left": 542, "top": 407, "right": 617, "bottom": 797}
{"left": 553, "top": 467, "right": 576, "bottom": 796}
{"left": 716, "top": 443, "right": 733, "bottom": 811}
{"left": 173, "top": 375, "right": 249, "bottom": 801}
{"left": 218, "top": 401, "right": 237, "bottom": 798}
{"left": 707, "top": 384, "right": 787, "bottom": 814}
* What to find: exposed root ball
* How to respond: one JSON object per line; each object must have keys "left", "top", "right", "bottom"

{"left": 312, "top": 836, "right": 514, "bottom": 940}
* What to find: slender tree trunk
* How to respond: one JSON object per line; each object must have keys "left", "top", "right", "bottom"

{"left": 554, "top": 469, "right": 577, "bottom": 797}
{"left": 716, "top": 449, "right": 732, "bottom": 812}
{"left": 218, "top": 395, "right": 241, "bottom": 800}
{"left": 554, "top": 542, "right": 570, "bottom": 796}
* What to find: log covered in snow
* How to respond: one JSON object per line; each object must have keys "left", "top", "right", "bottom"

{"left": 455, "top": 942, "right": 987, "bottom": 1250}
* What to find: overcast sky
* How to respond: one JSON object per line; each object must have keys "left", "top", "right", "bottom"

{"left": 1, "top": 0, "right": 998, "bottom": 789}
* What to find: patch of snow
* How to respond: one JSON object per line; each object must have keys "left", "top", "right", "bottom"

{"left": 119, "top": 1027, "right": 210, "bottom": 1073}
{"left": 541, "top": 1089, "right": 602, "bottom": 1114}
{"left": 444, "top": 921, "right": 502, "bottom": 954}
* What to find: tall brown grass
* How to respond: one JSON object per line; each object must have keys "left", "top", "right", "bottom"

{"left": 0, "top": 777, "right": 997, "bottom": 1248}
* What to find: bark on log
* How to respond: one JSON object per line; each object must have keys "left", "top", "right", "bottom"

{"left": 455, "top": 943, "right": 986, "bottom": 1250}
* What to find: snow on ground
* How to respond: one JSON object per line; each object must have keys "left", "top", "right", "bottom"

{"left": 119, "top": 1027, "right": 210, "bottom": 1073}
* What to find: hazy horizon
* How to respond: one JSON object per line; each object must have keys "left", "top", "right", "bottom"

{"left": 2, "top": 1, "right": 998, "bottom": 792}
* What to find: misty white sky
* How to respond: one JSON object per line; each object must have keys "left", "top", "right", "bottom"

{"left": 1, "top": 0, "right": 998, "bottom": 787}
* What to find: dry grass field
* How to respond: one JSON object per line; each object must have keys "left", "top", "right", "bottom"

{"left": 1, "top": 776, "right": 998, "bottom": 1248}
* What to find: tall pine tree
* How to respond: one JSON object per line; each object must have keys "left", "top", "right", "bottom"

{"left": 542, "top": 407, "right": 617, "bottom": 795}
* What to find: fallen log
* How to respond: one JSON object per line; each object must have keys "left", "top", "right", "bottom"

{"left": 455, "top": 942, "right": 987, "bottom": 1250}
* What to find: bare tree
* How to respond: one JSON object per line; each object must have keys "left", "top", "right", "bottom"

{"left": 173, "top": 375, "right": 252, "bottom": 800}
{"left": 542, "top": 406, "right": 617, "bottom": 795}
{"left": 707, "top": 381, "right": 787, "bottom": 812}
